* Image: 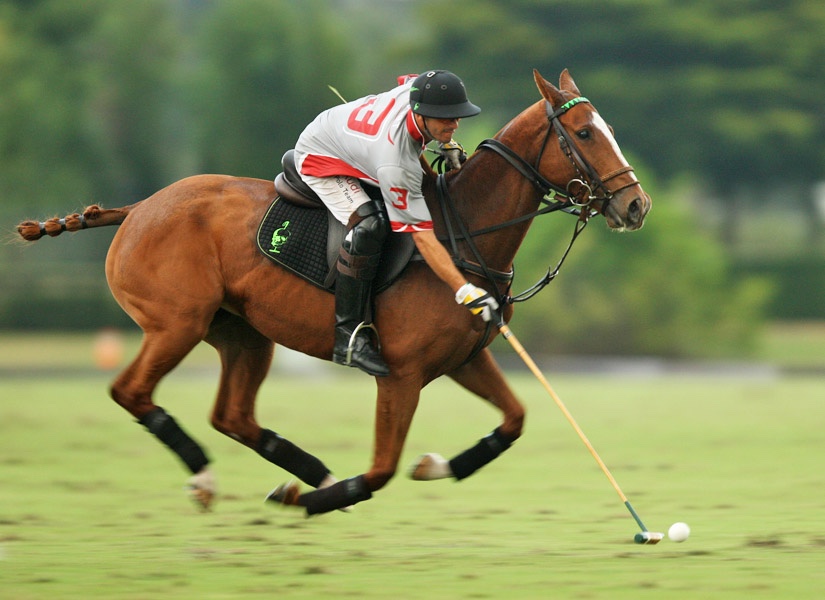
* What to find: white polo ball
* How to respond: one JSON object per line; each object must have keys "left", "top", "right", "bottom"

{"left": 668, "top": 522, "right": 690, "bottom": 542}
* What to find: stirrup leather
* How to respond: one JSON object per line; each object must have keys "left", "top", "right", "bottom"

{"left": 343, "top": 321, "right": 382, "bottom": 366}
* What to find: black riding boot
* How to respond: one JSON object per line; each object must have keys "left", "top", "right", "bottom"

{"left": 332, "top": 270, "right": 390, "bottom": 377}
{"left": 331, "top": 198, "right": 390, "bottom": 377}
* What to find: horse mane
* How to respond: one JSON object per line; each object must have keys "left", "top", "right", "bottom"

{"left": 419, "top": 154, "right": 442, "bottom": 207}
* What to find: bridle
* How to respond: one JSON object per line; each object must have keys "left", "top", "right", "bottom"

{"left": 477, "top": 96, "right": 638, "bottom": 219}
{"left": 547, "top": 98, "right": 639, "bottom": 207}
{"left": 435, "top": 94, "right": 641, "bottom": 304}
{"left": 432, "top": 94, "right": 641, "bottom": 364}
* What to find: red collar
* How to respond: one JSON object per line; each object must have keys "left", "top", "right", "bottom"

{"left": 406, "top": 110, "right": 425, "bottom": 145}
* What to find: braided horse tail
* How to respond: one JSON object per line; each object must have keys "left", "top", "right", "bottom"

{"left": 16, "top": 203, "right": 140, "bottom": 241}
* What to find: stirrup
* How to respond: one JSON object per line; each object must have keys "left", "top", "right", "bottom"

{"left": 344, "top": 321, "right": 381, "bottom": 366}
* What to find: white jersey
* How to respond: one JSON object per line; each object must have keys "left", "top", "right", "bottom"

{"left": 294, "top": 80, "right": 432, "bottom": 233}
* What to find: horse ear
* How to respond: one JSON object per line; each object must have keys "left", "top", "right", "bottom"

{"left": 533, "top": 68, "right": 565, "bottom": 109}
{"left": 559, "top": 68, "right": 582, "bottom": 96}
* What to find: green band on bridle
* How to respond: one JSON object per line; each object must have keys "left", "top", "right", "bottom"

{"left": 549, "top": 96, "right": 590, "bottom": 120}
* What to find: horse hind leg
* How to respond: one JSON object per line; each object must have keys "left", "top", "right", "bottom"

{"left": 410, "top": 348, "right": 525, "bottom": 481}
{"left": 110, "top": 328, "right": 214, "bottom": 508}
{"left": 204, "top": 312, "right": 335, "bottom": 491}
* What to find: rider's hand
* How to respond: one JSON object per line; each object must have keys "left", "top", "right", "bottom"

{"left": 455, "top": 283, "right": 499, "bottom": 322}
{"left": 439, "top": 140, "right": 467, "bottom": 171}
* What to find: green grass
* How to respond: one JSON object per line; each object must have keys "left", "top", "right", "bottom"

{"left": 756, "top": 321, "right": 825, "bottom": 369}
{"left": 2, "top": 353, "right": 825, "bottom": 599}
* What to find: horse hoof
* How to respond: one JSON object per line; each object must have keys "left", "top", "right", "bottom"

{"left": 409, "top": 453, "right": 453, "bottom": 481}
{"left": 189, "top": 486, "right": 215, "bottom": 511}
{"left": 187, "top": 468, "right": 217, "bottom": 511}
{"left": 265, "top": 480, "right": 301, "bottom": 506}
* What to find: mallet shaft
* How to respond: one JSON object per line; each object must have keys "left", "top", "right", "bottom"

{"left": 499, "top": 324, "right": 628, "bottom": 502}
{"left": 499, "top": 323, "right": 660, "bottom": 542}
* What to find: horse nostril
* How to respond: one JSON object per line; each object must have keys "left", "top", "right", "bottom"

{"left": 627, "top": 198, "right": 641, "bottom": 225}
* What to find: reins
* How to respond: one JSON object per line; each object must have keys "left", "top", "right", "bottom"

{"left": 425, "top": 92, "right": 640, "bottom": 367}
{"left": 432, "top": 95, "right": 610, "bottom": 309}
{"left": 433, "top": 145, "right": 589, "bottom": 365}
{"left": 435, "top": 172, "right": 589, "bottom": 301}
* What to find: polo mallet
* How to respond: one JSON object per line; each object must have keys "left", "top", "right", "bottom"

{"left": 499, "top": 322, "right": 663, "bottom": 544}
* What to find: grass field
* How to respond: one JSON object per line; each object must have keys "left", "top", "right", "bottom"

{"left": 2, "top": 332, "right": 825, "bottom": 599}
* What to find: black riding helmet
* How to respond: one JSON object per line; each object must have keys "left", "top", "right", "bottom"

{"left": 409, "top": 70, "right": 481, "bottom": 119}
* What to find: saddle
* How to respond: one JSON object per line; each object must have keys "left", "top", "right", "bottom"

{"left": 257, "top": 150, "right": 416, "bottom": 292}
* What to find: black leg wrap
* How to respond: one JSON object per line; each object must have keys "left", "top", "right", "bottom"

{"left": 299, "top": 475, "right": 372, "bottom": 516}
{"left": 138, "top": 408, "right": 209, "bottom": 474}
{"left": 449, "top": 427, "right": 514, "bottom": 481}
{"left": 257, "top": 429, "right": 331, "bottom": 488}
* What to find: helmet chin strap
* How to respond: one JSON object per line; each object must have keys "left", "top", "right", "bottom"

{"left": 415, "top": 113, "right": 437, "bottom": 143}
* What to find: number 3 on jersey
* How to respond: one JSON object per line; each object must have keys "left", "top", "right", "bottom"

{"left": 389, "top": 187, "right": 408, "bottom": 209}
{"left": 346, "top": 97, "right": 395, "bottom": 138}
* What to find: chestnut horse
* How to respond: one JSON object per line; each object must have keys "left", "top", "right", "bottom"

{"left": 17, "top": 70, "right": 650, "bottom": 515}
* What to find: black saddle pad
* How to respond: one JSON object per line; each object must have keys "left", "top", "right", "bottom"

{"left": 256, "top": 197, "right": 416, "bottom": 293}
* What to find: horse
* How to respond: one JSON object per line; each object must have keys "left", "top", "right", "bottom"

{"left": 16, "top": 69, "right": 650, "bottom": 515}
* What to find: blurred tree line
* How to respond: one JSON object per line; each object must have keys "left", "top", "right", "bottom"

{"left": 2, "top": 0, "right": 823, "bottom": 357}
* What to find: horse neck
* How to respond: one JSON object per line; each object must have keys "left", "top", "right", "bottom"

{"left": 442, "top": 103, "right": 550, "bottom": 273}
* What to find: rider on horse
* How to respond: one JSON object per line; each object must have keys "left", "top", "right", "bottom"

{"left": 294, "top": 70, "right": 499, "bottom": 377}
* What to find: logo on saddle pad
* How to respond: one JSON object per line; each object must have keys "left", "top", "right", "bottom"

{"left": 269, "top": 220, "right": 291, "bottom": 254}
{"left": 256, "top": 198, "right": 414, "bottom": 293}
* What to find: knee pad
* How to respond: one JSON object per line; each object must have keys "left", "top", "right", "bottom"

{"left": 338, "top": 199, "right": 389, "bottom": 279}
{"left": 345, "top": 203, "right": 389, "bottom": 256}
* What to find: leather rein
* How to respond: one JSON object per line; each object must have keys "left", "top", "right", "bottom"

{"left": 432, "top": 95, "right": 639, "bottom": 365}
{"left": 437, "top": 96, "right": 638, "bottom": 307}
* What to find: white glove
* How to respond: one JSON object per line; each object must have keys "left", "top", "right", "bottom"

{"left": 439, "top": 140, "right": 467, "bottom": 171}
{"left": 455, "top": 283, "right": 499, "bottom": 322}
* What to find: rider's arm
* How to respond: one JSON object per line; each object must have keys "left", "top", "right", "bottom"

{"left": 411, "top": 229, "right": 466, "bottom": 292}
{"left": 381, "top": 164, "right": 497, "bottom": 320}
{"left": 412, "top": 229, "right": 499, "bottom": 321}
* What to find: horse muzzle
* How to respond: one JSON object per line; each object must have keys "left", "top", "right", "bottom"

{"left": 602, "top": 185, "right": 651, "bottom": 232}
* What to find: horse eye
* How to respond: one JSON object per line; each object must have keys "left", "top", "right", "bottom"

{"left": 576, "top": 129, "right": 591, "bottom": 140}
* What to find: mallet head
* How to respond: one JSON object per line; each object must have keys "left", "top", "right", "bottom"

{"left": 634, "top": 531, "right": 664, "bottom": 545}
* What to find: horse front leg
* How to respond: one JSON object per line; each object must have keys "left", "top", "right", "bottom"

{"left": 269, "top": 377, "right": 422, "bottom": 515}
{"left": 410, "top": 347, "right": 525, "bottom": 481}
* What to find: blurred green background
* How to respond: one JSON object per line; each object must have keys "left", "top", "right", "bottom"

{"left": 2, "top": 0, "right": 824, "bottom": 360}
{"left": 2, "top": 6, "right": 824, "bottom": 597}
